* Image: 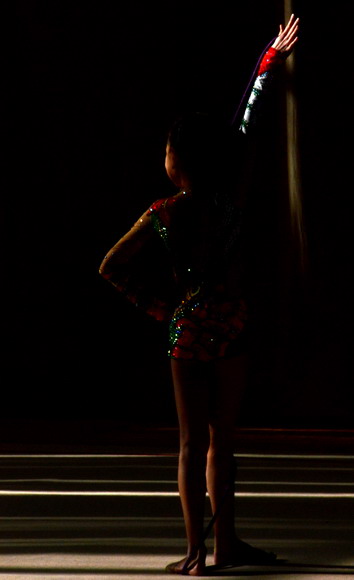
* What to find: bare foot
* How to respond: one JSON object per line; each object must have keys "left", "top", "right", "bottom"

{"left": 165, "top": 544, "right": 207, "bottom": 575}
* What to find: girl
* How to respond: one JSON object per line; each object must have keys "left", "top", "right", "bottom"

{"left": 99, "top": 14, "right": 299, "bottom": 576}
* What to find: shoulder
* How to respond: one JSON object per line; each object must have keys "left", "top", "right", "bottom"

{"left": 149, "top": 191, "right": 189, "bottom": 211}
{"left": 148, "top": 191, "right": 190, "bottom": 217}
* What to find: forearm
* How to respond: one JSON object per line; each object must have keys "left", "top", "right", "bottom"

{"left": 239, "top": 13, "right": 299, "bottom": 133}
{"left": 239, "top": 47, "right": 285, "bottom": 134}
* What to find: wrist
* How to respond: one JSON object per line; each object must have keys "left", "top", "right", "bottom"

{"left": 258, "top": 47, "right": 285, "bottom": 76}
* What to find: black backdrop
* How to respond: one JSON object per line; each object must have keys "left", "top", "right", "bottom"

{"left": 5, "top": 1, "right": 354, "bottom": 443}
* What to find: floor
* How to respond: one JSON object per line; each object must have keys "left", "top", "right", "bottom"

{"left": 0, "top": 428, "right": 353, "bottom": 579}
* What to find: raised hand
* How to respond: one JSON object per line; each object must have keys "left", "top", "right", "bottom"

{"left": 272, "top": 13, "right": 299, "bottom": 55}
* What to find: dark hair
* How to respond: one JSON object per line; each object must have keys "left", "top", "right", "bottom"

{"left": 167, "top": 111, "right": 232, "bottom": 188}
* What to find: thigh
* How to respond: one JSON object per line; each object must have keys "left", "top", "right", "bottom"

{"left": 209, "top": 354, "right": 249, "bottom": 440}
{"left": 171, "top": 359, "right": 211, "bottom": 448}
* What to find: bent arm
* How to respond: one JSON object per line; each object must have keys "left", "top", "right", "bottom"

{"left": 99, "top": 206, "right": 175, "bottom": 322}
{"left": 99, "top": 211, "right": 154, "bottom": 280}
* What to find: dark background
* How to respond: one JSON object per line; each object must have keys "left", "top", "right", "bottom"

{"left": 5, "top": 1, "right": 353, "bottom": 446}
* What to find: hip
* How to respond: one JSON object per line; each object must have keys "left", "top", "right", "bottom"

{"left": 168, "top": 292, "right": 248, "bottom": 362}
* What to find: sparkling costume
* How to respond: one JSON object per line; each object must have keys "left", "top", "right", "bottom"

{"left": 100, "top": 48, "right": 284, "bottom": 362}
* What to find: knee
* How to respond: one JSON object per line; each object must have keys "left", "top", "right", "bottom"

{"left": 179, "top": 436, "right": 209, "bottom": 464}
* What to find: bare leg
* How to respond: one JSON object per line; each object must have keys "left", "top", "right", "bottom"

{"left": 206, "top": 354, "right": 277, "bottom": 567}
{"left": 206, "top": 354, "right": 248, "bottom": 563}
{"left": 168, "top": 358, "right": 210, "bottom": 574}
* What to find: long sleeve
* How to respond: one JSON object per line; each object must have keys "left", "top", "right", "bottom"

{"left": 99, "top": 211, "right": 154, "bottom": 278}
{"left": 239, "top": 47, "right": 285, "bottom": 134}
{"left": 99, "top": 207, "right": 176, "bottom": 322}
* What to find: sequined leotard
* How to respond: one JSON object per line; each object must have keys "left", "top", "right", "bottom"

{"left": 151, "top": 190, "right": 248, "bottom": 361}
{"left": 100, "top": 47, "right": 283, "bottom": 362}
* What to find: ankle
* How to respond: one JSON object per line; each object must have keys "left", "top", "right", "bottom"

{"left": 165, "top": 543, "right": 207, "bottom": 576}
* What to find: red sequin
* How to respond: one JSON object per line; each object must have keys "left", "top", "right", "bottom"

{"left": 258, "top": 47, "right": 284, "bottom": 76}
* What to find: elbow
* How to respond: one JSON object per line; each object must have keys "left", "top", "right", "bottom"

{"left": 99, "top": 258, "right": 112, "bottom": 280}
{"left": 99, "top": 244, "right": 129, "bottom": 280}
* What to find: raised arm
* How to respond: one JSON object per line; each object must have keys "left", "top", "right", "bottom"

{"left": 239, "top": 14, "right": 299, "bottom": 133}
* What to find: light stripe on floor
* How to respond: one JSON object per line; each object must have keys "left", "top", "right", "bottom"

{"left": 0, "top": 453, "right": 353, "bottom": 460}
{"left": 1, "top": 490, "right": 354, "bottom": 498}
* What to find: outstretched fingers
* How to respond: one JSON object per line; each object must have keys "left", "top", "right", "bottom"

{"left": 272, "top": 13, "right": 299, "bottom": 54}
